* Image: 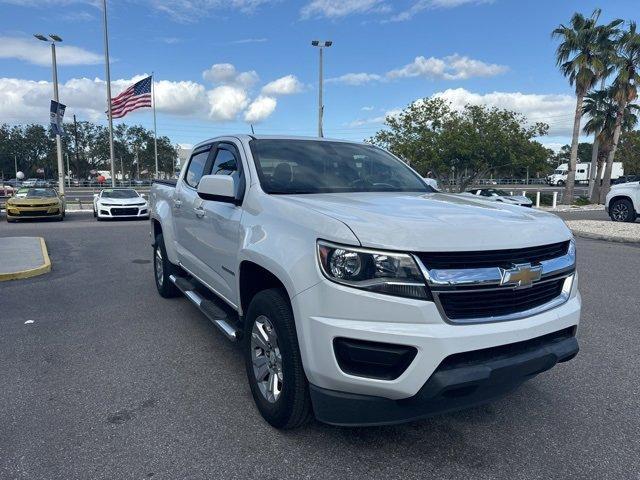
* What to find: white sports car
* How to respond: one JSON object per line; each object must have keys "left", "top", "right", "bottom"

{"left": 466, "top": 188, "right": 533, "bottom": 207}
{"left": 93, "top": 188, "right": 149, "bottom": 220}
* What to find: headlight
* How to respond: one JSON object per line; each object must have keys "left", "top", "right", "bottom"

{"left": 317, "top": 241, "right": 431, "bottom": 300}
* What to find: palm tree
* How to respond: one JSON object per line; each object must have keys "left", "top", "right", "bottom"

{"left": 552, "top": 9, "right": 622, "bottom": 204}
{"left": 600, "top": 21, "right": 640, "bottom": 202}
{"left": 583, "top": 87, "right": 638, "bottom": 202}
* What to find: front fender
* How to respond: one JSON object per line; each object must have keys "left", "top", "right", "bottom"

{"left": 150, "top": 193, "right": 179, "bottom": 265}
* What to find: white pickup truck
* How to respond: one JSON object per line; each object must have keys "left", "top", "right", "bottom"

{"left": 149, "top": 135, "right": 580, "bottom": 429}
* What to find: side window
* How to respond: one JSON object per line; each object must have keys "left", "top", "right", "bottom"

{"left": 209, "top": 144, "right": 245, "bottom": 199}
{"left": 211, "top": 148, "right": 238, "bottom": 176}
{"left": 185, "top": 149, "right": 210, "bottom": 188}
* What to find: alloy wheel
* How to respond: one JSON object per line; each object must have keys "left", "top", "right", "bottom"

{"left": 251, "top": 315, "right": 283, "bottom": 403}
{"left": 155, "top": 246, "right": 164, "bottom": 286}
{"left": 612, "top": 203, "right": 629, "bottom": 221}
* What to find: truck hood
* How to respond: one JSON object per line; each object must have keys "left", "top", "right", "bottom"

{"left": 282, "top": 192, "right": 571, "bottom": 251}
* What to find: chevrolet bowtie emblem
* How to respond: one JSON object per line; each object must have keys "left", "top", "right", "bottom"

{"left": 500, "top": 263, "right": 542, "bottom": 288}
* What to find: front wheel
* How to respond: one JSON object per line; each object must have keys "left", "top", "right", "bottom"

{"left": 153, "top": 233, "right": 181, "bottom": 298}
{"left": 244, "top": 289, "right": 312, "bottom": 429}
{"left": 609, "top": 198, "right": 636, "bottom": 222}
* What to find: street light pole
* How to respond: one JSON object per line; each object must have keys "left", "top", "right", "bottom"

{"left": 35, "top": 34, "right": 65, "bottom": 196}
{"left": 311, "top": 40, "right": 332, "bottom": 138}
{"left": 101, "top": 0, "right": 116, "bottom": 187}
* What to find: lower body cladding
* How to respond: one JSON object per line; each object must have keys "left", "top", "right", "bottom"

{"left": 97, "top": 206, "right": 149, "bottom": 219}
{"left": 291, "top": 277, "right": 580, "bottom": 426}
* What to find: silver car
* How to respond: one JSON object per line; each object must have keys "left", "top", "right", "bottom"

{"left": 466, "top": 188, "right": 533, "bottom": 207}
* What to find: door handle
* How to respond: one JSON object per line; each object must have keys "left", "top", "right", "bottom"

{"left": 173, "top": 199, "right": 182, "bottom": 209}
{"left": 194, "top": 207, "right": 205, "bottom": 218}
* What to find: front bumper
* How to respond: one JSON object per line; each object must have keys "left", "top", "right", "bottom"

{"left": 97, "top": 204, "right": 149, "bottom": 218}
{"left": 310, "top": 326, "right": 578, "bottom": 426}
{"left": 291, "top": 275, "right": 581, "bottom": 421}
{"left": 6, "top": 205, "right": 62, "bottom": 219}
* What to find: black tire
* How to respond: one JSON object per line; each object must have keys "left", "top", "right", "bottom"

{"left": 244, "top": 288, "right": 312, "bottom": 429}
{"left": 93, "top": 209, "right": 97, "bottom": 218}
{"left": 609, "top": 198, "right": 637, "bottom": 223}
{"left": 153, "top": 233, "right": 181, "bottom": 298}
{"left": 557, "top": 180, "right": 565, "bottom": 187}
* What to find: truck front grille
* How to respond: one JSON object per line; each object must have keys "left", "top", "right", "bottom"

{"left": 416, "top": 240, "right": 575, "bottom": 324}
{"left": 438, "top": 279, "right": 565, "bottom": 320}
{"left": 417, "top": 241, "right": 570, "bottom": 269}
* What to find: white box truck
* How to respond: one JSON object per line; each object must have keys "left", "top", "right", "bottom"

{"left": 548, "top": 162, "right": 623, "bottom": 186}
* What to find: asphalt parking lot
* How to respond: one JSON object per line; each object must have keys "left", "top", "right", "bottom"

{"left": 1, "top": 213, "right": 639, "bottom": 480}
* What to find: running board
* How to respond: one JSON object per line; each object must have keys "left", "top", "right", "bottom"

{"left": 169, "top": 274, "right": 240, "bottom": 341}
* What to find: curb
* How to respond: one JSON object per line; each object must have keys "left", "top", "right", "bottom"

{"left": 0, "top": 237, "right": 52, "bottom": 281}
{"left": 571, "top": 231, "right": 640, "bottom": 244}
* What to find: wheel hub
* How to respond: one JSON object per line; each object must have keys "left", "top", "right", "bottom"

{"left": 155, "top": 247, "right": 164, "bottom": 286}
{"left": 251, "top": 315, "right": 283, "bottom": 403}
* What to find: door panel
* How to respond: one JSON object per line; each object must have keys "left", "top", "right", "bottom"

{"left": 173, "top": 147, "right": 212, "bottom": 278}
{"left": 189, "top": 143, "right": 245, "bottom": 305}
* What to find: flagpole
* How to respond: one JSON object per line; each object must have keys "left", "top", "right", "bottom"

{"left": 152, "top": 72, "right": 159, "bottom": 179}
{"left": 102, "top": 0, "right": 116, "bottom": 187}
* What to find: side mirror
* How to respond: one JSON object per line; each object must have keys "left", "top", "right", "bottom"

{"left": 197, "top": 175, "right": 238, "bottom": 204}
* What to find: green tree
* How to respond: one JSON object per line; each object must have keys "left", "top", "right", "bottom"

{"left": 552, "top": 142, "right": 593, "bottom": 164}
{"left": 552, "top": 9, "right": 622, "bottom": 203}
{"left": 583, "top": 87, "right": 638, "bottom": 201}
{"left": 369, "top": 97, "right": 549, "bottom": 192}
{"left": 616, "top": 130, "right": 640, "bottom": 174}
{"left": 600, "top": 21, "right": 640, "bottom": 201}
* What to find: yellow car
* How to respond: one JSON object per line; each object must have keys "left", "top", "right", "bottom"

{"left": 6, "top": 187, "right": 66, "bottom": 222}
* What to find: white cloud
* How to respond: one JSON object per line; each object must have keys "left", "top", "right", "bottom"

{"left": 244, "top": 96, "right": 277, "bottom": 123}
{"left": 261, "top": 75, "right": 304, "bottom": 95}
{"left": 229, "top": 37, "right": 268, "bottom": 44}
{"left": 433, "top": 88, "right": 575, "bottom": 136}
{"left": 153, "top": 80, "right": 207, "bottom": 115}
{"left": 202, "top": 63, "right": 259, "bottom": 88}
{"left": 331, "top": 54, "right": 507, "bottom": 88}
{"left": 390, "top": 0, "right": 492, "bottom": 21}
{"left": 0, "top": 75, "right": 210, "bottom": 124}
{"left": 300, "top": 0, "right": 388, "bottom": 18}
{"left": 327, "top": 73, "right": 383, "bottom": 86}
{"left": 347, "top": 89, "right": 576, "bottom": 137}
{"left": 148, "top": 0, "right": 276, "bottom": 22}
{"left": 387, "top": 54, "right": 507, "bottom": 80}
{"left": 206, "top": 85, "right": 249, "bottom": 121}
{"left": 361, "top": 105, "right": 374, "bottom": 111}
{"left": 0, "top": 36, "right": 102, "bottom": 66}
{"left": 0, "top": 0, "right": 277, "bottom": 22}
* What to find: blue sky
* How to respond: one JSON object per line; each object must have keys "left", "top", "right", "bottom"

{"left": 0, "top": 0, "right": 638, "bottom": 150}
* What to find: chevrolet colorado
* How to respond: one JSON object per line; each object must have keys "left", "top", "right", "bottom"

{"left": 149, "top": 135, "right": 580, "bottom": 429}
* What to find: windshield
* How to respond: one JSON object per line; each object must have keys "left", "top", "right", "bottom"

{"left": 101, "top": 189, "right": 138, "bottom": 199}
{"left": 16, "top": 188, "right": 57, "bottom": 198}
{"left": 249, "top": 139, "right": 432, "bottom": 194}
{"left": 554, "top": 169, "right": 565, "bottom": 174}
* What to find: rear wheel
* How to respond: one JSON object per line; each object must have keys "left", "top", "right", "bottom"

{"left": 244, "top": 288, "right": 312, "bottom": 429}
{"left": 557, "top": 180, "right": 565, "bottom": 187}
{"left": 153, "top": 233, "right": 181, "bottom": 298}
{"left": 609, "top": 198, "right": 636, "bottom": 222}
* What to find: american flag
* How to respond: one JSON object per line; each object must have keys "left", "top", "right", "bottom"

{"left": 110, "top": 76, "right": 152, "bottom": 119}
